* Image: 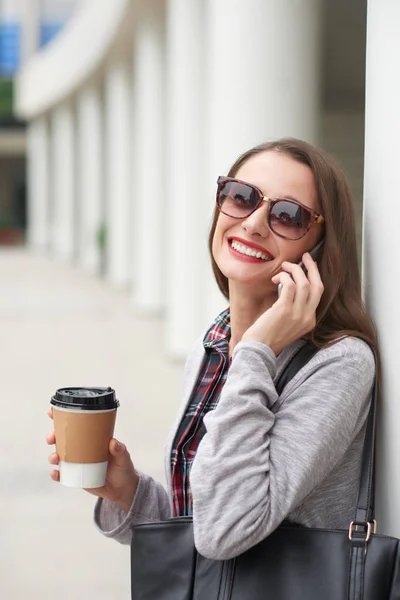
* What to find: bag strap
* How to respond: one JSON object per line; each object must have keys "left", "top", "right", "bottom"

{"left": 275, "top": 342, "right": 319, "bottom": 396}
{"left": 347, "top": 350, "right": 378, "bottom": 600}
{"left": 276, "top": 341, "right": 377, "bottom": 530}
{"left": 354, "top": 348, "right": 377, "bottom": 527}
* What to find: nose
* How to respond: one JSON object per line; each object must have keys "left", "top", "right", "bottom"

{"left": 241, "top": 202, "right": 270, "bottom": 238}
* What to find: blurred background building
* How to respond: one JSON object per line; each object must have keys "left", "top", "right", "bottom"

{"left": 5, "top": 0, "right": 367, "bottom": 358}
{"left": 0, "top": 0, "right": 77, "bottom": 243}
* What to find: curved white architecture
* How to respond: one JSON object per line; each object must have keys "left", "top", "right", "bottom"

{"left": 51, "top": 103, "right": 76, "bottom": 262}
{"left": 131, "top": 0, "right": 165, "bottom": 313}
{"left": 76, "top": 84, "right": 104, "bottom": 274}
{"left": 14, "top": 0, "right": 131, "bottom": 119}
{"left": 104, "top": 58, "right": 132, "bottom": 287}
{"left": 26, "top": 116, "right": 50, "bottom": 250}
{"left": 15, "top": 0, "right": 323, "bottom": 353}
{"left": 16, "top": 0, "right": 365, "bottom": 363}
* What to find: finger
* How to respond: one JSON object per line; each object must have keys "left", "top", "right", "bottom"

{"left": 273, "top": 271, "right": 296, "bottom": 303}
{"left": 109, "top": 438, "right": 125, "bottom": 456}
{"left": 48, "top": 407, "right": 54, "bottom": 420}
{"left": 50, "top": 470, "right": 60, "bottom": 482}
{"left": 302, "top": 253, "right": 324, "bottom": 308}
{"left": 109, "top": 439, "right": 134, "bottom": 471}
{"left": 280, "top": 261, "right": 311, "bottom": 306}
{"left": 83, "top": 486, "right": 104, "bottom": 495}
{"left": 46, "top": 432, "right": 56, "bottom": 445}
{"left": 279, "top": 261, "right": 309, "bottom": 283}
{"left": 48, "top": 452, "right": 59, "bottom": 465}
{"left": 109, "top": 438, "right": 129, "bottom": 463}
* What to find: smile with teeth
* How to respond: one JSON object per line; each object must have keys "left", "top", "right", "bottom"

{"left": 230, "top": 240, "right": 272, "bottom": 261}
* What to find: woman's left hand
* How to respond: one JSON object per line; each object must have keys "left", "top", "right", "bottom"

{"left": 241, "top": 252, "right": 324, "bottom": 355}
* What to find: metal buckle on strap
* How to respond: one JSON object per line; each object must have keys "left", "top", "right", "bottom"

{"left": 348, "top": 520, "right": 377, "bottom": 543}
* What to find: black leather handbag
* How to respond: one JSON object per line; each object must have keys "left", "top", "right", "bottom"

{"left": 131, "top": 344, "right": 400, "bottom": 600}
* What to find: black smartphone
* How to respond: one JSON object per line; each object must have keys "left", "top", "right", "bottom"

{"left": 277, "top": 238, "right": 325, "bottom": 298}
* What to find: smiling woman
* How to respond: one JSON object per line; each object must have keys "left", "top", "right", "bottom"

{"left": 47, "top": 137, "right": 380, "bottom": 596}
{"left": 209, "top": 138, "right": 377, "bottom": 352}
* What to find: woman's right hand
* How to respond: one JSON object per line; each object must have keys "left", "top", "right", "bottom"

{"left": 46, "top": 408, "right": 139, "bottom": 513}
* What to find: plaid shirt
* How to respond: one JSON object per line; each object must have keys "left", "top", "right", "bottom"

{"left": 170, "top": 308, "right": 231, "bottom": 516}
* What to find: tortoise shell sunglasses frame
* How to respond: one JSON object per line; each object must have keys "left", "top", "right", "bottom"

{"left": 216, "top": 176, "right": 325, "bottom": 241}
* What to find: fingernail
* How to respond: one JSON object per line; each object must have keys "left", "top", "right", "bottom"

{"left": 115, "top": 441, "right": 121, "bottom": 452}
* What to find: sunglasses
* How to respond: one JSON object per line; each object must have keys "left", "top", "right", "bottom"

{"left": 216, "top": 176, "right": 324, "bottom": 241}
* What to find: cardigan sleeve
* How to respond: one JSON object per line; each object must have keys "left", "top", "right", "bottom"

{"left": 93, "top": 471, "right": 171, "bottom": 545}
{"left": 189, "top": 337, "right": 375, "bottom": 560}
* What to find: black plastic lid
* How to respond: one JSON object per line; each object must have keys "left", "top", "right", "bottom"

{"left": 50, "top": 387, "right": 119, "bottom": 411}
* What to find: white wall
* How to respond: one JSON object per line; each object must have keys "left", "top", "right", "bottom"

{"left": 363, "top": 0, "right": 400, "bottom": 538}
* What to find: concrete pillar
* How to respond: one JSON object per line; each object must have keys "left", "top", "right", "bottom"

{"left": 205, "top": 0, "right": 322, "bottom": 321}
{"left": 51, "top": 103, "right": 76, "bottom": 262}
{"left": 363, "top": 0, "right": 400, "bottom": 538}
{"left": 131, "top": 0, "right": 165, "bottom": 314}
{"left": 26, "top": 117, "right": 50, "bottom": 251}
{"left": 76, "top": 84, "right": 104, "bottom": 275}
{"left": 105, "top": 59, "right": 132, "bottom": 287}
{"left": 164, "top": 0, "right": 208, "bottom": 358}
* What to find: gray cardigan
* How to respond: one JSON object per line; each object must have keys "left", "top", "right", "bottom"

{"left": 94, "top": 336, "right": 375, "bottom": 560}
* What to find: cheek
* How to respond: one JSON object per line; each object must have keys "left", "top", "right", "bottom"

{"left": 279, "top": 240, "right": 309, "bottom": 265}
{"left": 212, "top": 216, "right": 228, "bottom": 255}
{"left": 212, "top": 225, "right": 223, "bottom": 261}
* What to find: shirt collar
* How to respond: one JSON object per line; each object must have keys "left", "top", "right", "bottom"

{"left": 203, "top": 308, "right": 231, "bottom": 351}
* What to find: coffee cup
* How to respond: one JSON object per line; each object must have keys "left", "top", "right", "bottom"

{"left": 50, "top": 387, "right": 119, "bottom": 489}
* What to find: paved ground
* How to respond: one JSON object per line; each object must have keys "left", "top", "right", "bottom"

{"left": 0, "top": 248, "right": 184, "bottom": 599}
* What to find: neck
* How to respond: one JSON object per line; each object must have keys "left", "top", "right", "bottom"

{"left": 228, "top": 282, "right": 276, "bottom": 357}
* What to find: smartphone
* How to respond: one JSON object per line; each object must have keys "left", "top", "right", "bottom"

{"left": 277, "top": 238, "right": 325, "bottom": 298}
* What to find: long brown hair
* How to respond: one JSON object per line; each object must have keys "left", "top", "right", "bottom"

{"left": 208, "top": 138, "right": 379, "bottom": 357}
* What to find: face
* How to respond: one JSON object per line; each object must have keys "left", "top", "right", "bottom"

{"left": 212, "top": 151, "right": 322, "bottom": 296}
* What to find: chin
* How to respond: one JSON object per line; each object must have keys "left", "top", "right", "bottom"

{"left": 218, "top": 261, "right": 272, "bottom": 289}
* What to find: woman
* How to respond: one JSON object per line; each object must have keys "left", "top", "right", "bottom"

{"left": 47, "top": 138, "right": 377, "bottom": 561}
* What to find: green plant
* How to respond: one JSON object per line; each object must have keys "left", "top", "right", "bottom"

{"left": 0, "top": 212, "right": 16, "bottom": 229}
{"left": 0, "top": 78, "right": 13, "bottom": 118}
{"left": 96, "top": 223, "right": 107, "bottom": 251}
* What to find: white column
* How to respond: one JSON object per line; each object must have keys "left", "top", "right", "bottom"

{"left": 51, "top": 103, "right": 76, "bottom": 262}
{"left": 131, "top": 0, "right": 165, "bottom": 314}
{"left": 363, "top": 0, "right": 400, "bottom": 538}
{"left": 26, "top": 117, "right": 50, "bottom": 251}
{"left": 76, "top": 84, "right": 103, "bottom": 274}
{"left": 164, "top": 0, "right": 208, "bottom": 358}
{"left": 205, "top": 0, "right": 322, "bottom": 321}
{"left": 105, "top": 60, "right": 132, "bottom": 287}
{"left": 20, "top": 0, "right": 40, "bottom": 63}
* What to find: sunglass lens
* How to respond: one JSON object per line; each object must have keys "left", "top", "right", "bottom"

{"left": 218, "top": 181, "right": 259, "bottom": 218}
{"left": 269, "top": 200, "right": 312, "bottom": 239}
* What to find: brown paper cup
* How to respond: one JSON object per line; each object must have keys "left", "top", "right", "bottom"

{"left": 53, "top": 407, "right": 116, "bottom": 464}
{"left": 53, "top": 407, "right": 117, "bottom": 488}
{"left": 51, "top": 386, "right": 119, "bottom": 488}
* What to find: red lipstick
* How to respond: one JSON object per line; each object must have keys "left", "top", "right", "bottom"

{"left": 227, "top": 237, "right": 274, "bottom": 263}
